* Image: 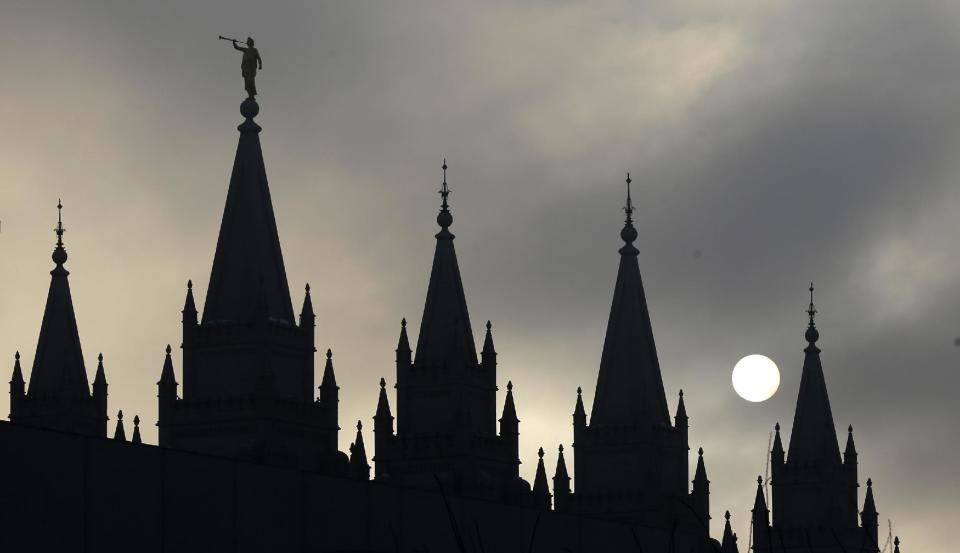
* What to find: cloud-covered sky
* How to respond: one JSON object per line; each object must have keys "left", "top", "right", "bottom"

{"left": 2, "top": 1, "right": 959, "bottom": 549}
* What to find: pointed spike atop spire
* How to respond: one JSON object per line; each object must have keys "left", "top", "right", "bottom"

{"left": 380, "top": 376, "right": 386, "bottom": 389}
{"left": 132, "top": 415, "right": 142, "bottom": 444}
{"left": 624, "top": 173, "right": 634, "bottom": 224}
{"left": 725, "top": 510, "right": 731, "bottom": 521}
{"left": 538, "top": 446, "right": 544, "bottom": 459}
{"left": 52, "top": 200, "right": 68, "bottom": 267}
{"left": 675, "top": 389, "right": 688, "bottom": 422}
{"left": 805, "top": 282, "right": 820, "bottom": 345}
{"left": 772, "top": 421, "right": 784, "bottom": 454}
{"left": 114, "top": 410, "right": 126, "bottom": 441}
{"left": 349, "top": 418, "right": 370, "bottom": 481}
{"left": 845, "top": 424, "right": 857, "bottom": 456}
{"left": 861, "top": 477, "right": 878, "bottom": 522}
{"left": 894, "top": 537, "right": 900, "bottom": 553}
{"left": 158, "top": 344, "right": 177, "bottom": 387}
{"left": 553, "top": 443, "right": 570, "bottom": 482}
{"left": 721, "top": 510, "right": 739, "bottom": 553}
{"left": 11, "top": 351, "right": 24, "bottom": 385}
{"left": 619, "top": 175, "right": 639, "bottom": 249}
{"left": 437, "top": 159, "right": 453, "bottom": 231}
{"left": 396, "top": 317, "right": 411, "bottom": 355}
{"left": 482, "top": 320, "right": 496, "bottom": 360}
{"left": 182, "top": 280, "right": 197, "bottom": 321}
{"left": 300, "top": 283, "right": 315, "bottom": 323}
{"left": 507, "top": 380, "right": 513, "bottom": 391}
{"left": 93, "top": 353, "right": 107, "bottom": 391}
{"left": 694, "top": 447, "right": 708, "bottom": 484}
{"left": 574, "top": 386, "right": 586, "bottom": 420}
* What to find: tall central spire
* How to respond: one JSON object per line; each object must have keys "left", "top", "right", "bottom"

{"left": 413, "top": 160, "right": 478, "bottom": 369}
{"left": 201, "top": 98, "right": 295, "bottom": 324}
{"left": 27, "top": 202, "right": 90, "bottom": 398}
{"left": 590, "top": 174, "right": 670, "bottom": 426}
{"left": 786, "top": 283, "right": 841, "bottom": 467}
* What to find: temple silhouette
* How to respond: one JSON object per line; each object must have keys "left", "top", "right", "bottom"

{"left": 0, "top": 97, "right": 903, "bottom": 553}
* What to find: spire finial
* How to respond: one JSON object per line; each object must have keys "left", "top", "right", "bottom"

{"left": 305, "top": 283, "right": 311, "bottom": 294}
{"left": 165, "top": 344, "right": 172, "bottom": 355}
{"left": 725, "top": 510, "right": 731, "bottom": 521}
{"left": 379, "top": 377, "right": 386, "bottom": 389}
{"left": 805, "top": 282, "right": 820, "bottom": 344}
{"left": 507, "top": 380, "right": 513, "bottom": 391}
{"left": 356, "top": 419, "right": 362, "bottom": 431}
{"left": 624, "top": 173, "right": 634, "bottom": 224}
{"left": 867, "top": 477, "right": 872, "bottom": 487}
{"left": 698, "top": 446, "right": 704, "bottom": 456}
{"left": 436, "top": 159, "right": 454, "bottom": 230}
{"left": 775, "top": 421, "right": 781, "bottom": 432}
{"left": 757, "top": 475, "right": 763, "bottom": 485}
{"left": 619, "top": 174, "right": 639, "bottom": 248}
{"left": 558, "top": 444, "right": 564, "bottom": 453}
{"left": 326, "top": 348, "right": 332, "bottom": 360}
{"left": 15, "top": 351, "right": 20, "bottom": 361}
{"left": 52, "top": 200, "right": 68, "bottom": 266}
{"left": 538, "top": 446, "right": 544, "bottom": 459}
{"left": 577, "top": 386, "right": 582, "bottom": 395}
{"left": 117, "top": 410, "right": 123, "bottom": 421}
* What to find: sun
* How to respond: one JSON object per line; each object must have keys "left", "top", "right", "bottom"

{"left": 732, "top": 354, "right": 781, "bottom": 402}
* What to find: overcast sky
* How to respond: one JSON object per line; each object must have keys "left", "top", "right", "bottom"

{"left": 2, "top": 0, "right": 959, "bottom": 549}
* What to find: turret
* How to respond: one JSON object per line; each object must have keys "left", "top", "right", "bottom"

{"left": 299, "top": 283, "right": 315, "bottom": 328}
{"left": 373, "top": 377, "right": 394, "bottom": 479}
{"left": 113, "top": 410, "right": 126, "bottom": 441}
{"left": 349, "top": 420, "right": 370, "bottom": 481}
{"left": 499, "top": 381, "right": 519, "bottom": 472}
{"left": 182, "top": 280, "right": 197, "bottom": 326}
{"left": 481, "top": 320, "right": 496, "bottom": 370}
{"left": 861, "top": 478, "right": 879, "bottom": 549}
{"left": 720, "top": 511, "right": 740, "bottom": 553}
{"left": 9, "top": 352, "right": 24, "bottom": 420}
{"left": 675, "top": 389, "right": 689, "bottom": 492}
{"left": 691, "top": 447, "right": 710, "bottom": 531}
{"left": 532, "top": 447, "right": 551, "bottom": 510}
{"left": 751, "top": 476, "right": 770, "bottom": 551}
{"left": 131, "top": 415, "right": 142, "bottom": 444}
{"left": 157, "top": 344, "right": 178, "bottom": 447}
{"left": 573, "top": 386, "right": 586, "bottom": 438}
{"left": 844, "top": 424, "right": 859, "bottom": 525}
{"left": 318, "top": 349, "right": 338, "bottom": 451}
{"left": 92, "top": 353, "right": 109, "bottom": 436}
{"left": 396, "top": 318, "right": 411, "bottom": 369}
{"left": 552, "top": 444, "right": 571, "bottom": 511}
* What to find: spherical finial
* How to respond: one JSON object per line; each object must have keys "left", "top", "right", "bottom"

{"left": 133, "top": 415, "right": 140, "bottom": 426}
{"left": 14, "top": 351, "right": 20, "bottom": 361}
{"left": 698, "top": 447, "right": 704, "bottom": 456}
{"left": 165, "top": 344, "right": 172, "bottom": 355}
{"left": 805, "top": 325, "right": 820, "bottom": 344}
{"left": 52, "top": 246, "right": 67, "bottom": 266}
{"left": 620, "top": 224, "right": 638, "bottom": 244}
{"left": 240, "top": 97, "right": 259, "bottom": 119}
{"left": 437, "top": 209, "right": 453, "bottom": 229}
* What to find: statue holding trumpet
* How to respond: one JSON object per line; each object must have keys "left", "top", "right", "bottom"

{"left": 219, "top": 35, "right": 263, "bottom": 98}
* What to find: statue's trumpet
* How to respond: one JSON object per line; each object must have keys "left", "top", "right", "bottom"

{"left": 218, "top": 35, "right": 242, "bottom": 43}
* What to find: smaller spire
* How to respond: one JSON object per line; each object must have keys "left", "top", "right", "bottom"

{"left": 693, "top": 447, "right": 709, "bottom": 482}
{"left": 573, "top": 386, "right": 586, "bottom": 426}
{"left": 132, "top": 415, "right": 142, "bottom": 444}
{"left": 300, "top": 283, "right": 315, "bottom": 324}
{"left": 182, "top": 280, "right": 197, "bottom": 322}
{"left": 114, "top": 410, "right": 126, "bottom": 441}
{"left": 752, "top": 475, "right": 769, "bottom": 515}
{"left": 10, "top": 351, "right": 24, "bottom": 386}
{"left": 845, "top": 424, "right": 857, "bottom": 458}
{"left": 553, "top": 444, "right": 570, "bottom": 482}
{"left": 320, "top": 348, "right": 338, "bottom": 391}
{"left": 675, "top": 389, "right": 688, "bottom": 423}
{"left": 721, "top": 510, "right": 739, "bottom": 553}
{"left": 532, "top": 446, "right": 551, "bottom": 509}
{"left": 158, "top": 344, "right": 177, "bottom": 387}
{"left": 861, "top": 477, "right": 878, "bottom": 522}
{"left": 349, "top": 419, "right": 370, "bottom": 481}
{"left": 482, "top": 320, "right": 496, "bottom": 358}
{"left": 772, "top": 422, "right": 784, "bottom": 455}
{"left": 93, "top": 353, "right": 108, "bottom": 395}
{"left": 499, "top": 380, "right": 519, "bottom": 425}
{"left": 375, "top": 377, "right": 393, "bottom": 420}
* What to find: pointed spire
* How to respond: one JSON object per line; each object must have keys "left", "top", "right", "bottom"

{"left": 114, "top": 410, "right": 126, "bottom": 441}
{"left": 861, "top": 477, "right": 878, "bottom": 522}
{"left": 26, "top": 201, "right": 91, "bottom": 399}
{"left": 721, "top": 511, "right": 740, "bottom": 553}
{"left": 10, "top": 351, "right": 24, "bottom": 386}
{"left": 787, "top": 283, "right": 841, "bottom": 468}
{"left": 201, "top": 99, "right": 296, "bottom": 325}
{"left": 299, "top": 283, "right": 315, "bottom": 326}
{"left": 532, "top": 446, "right": 551, "bottom": 509}
{"left": 499, "top": 380, "right": 519, "bottom": 425}
{"left": 772, "top": 422, "right": 784, "bottom": 454}
{"left": 320, "top": 348, "right": 338, "bottom": 389}
{"left": 573, "top": 386, "right": 586, "bottom": 426}
{"left": 349, "top": 420, "right": 370, "bottom": 481}
{"left": 553, "top": 444, "right": 570, "bottom": 490}
{"left": 158, "top": 344, "right": 177, "bottom": 387}
{"left": 675, "top": 389, "right": 688, "bottom": 423}
{"left": 182, "top": 280, "right": 197, "bottom": 324}
{"left": 752, "top": 475, "right": 769, "bottom": 517}
{"left": 844, "top": 424, "right": 857, "bottom": 459}
{"left": 375, "top": 377, "right": 393, "bottom": 421}
{"left": 693, "top": 447, "right": 709, "bottom": 485}
{"left": 589, "top": 177, "right": 670, "bottom": 427}
{"left": 894, "top": 536, "right": 900, "bottom": 553}
{"left": 413, "top": 161, "right": 478, "bottom": 370}
{"left": 396, "top": 317, "right": 411, "bottom": 368}
{"left": 93, "top": 353, "right": 107, "bottom": 392}
{"left": 132, "top": 415, "right": 142, "bottom": 444}
{"left": 481, "top": 320, "right": 497, "bottom": 360}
